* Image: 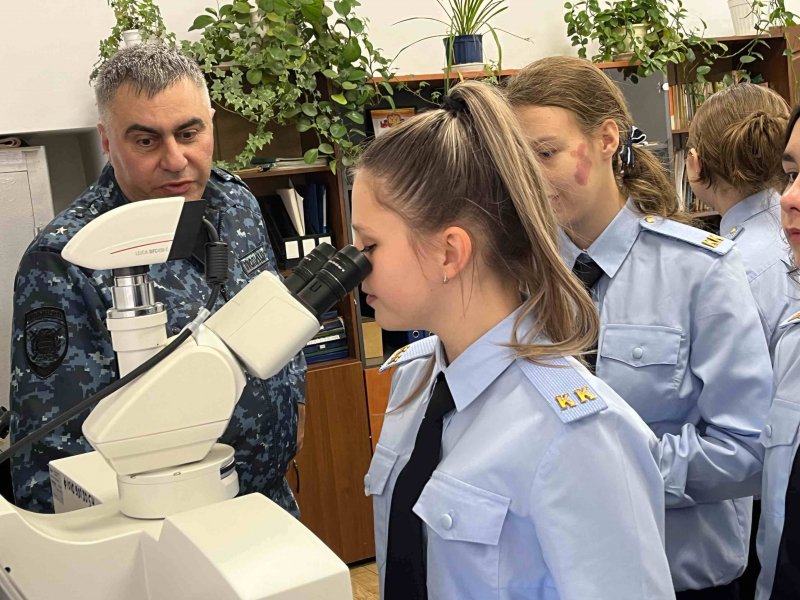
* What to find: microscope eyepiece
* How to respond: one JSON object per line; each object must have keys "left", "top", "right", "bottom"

{"left": 295, "top": 245, "right": 372, "bottom": 319}
{"left": 283, "top": 242, "right": 337, "bottom": 294}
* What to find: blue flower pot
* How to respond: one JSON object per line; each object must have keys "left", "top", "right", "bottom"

{"left": 444, "top": 34, "right": 484, "bottom": 65}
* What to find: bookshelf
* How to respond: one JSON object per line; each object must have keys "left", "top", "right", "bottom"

{"left": 668, "top": 27, "right": 800, "bottom": 214}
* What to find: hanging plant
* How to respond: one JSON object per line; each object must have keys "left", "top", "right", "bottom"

{"left": 91, "top": 0, "right": 176, "bottom": 82}
{"left": 184, "top": 0, "right": 394, "bottom": 172}
{"left": 564, "top": 0, "right": 725, "bottom": 83}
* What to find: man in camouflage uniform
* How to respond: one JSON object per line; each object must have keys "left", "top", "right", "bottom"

{"left": 7, "top": 44, "right": 305, "bottom": 514}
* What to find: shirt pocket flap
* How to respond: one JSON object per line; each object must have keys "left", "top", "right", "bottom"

{"left": 760, "top": 398, "right": 800, "bottom": 448}
{"left": 364, "top": 443, "right": 399, "bottom": 496}
{"left": 413, "top": 471, "right": 510, "bottom": 546}
{"left": 600, "top": 324, "right": 682, "bottom": 367}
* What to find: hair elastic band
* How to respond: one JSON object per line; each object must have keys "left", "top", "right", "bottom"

{"left": 620, "top": 125, "right": 647, "bottom": 170}
{"left": 442, "top": 94, "right": 469, "bottom": 115}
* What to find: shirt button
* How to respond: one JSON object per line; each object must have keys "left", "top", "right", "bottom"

{"left": 765, "top": 425, "right": 773, "bottom": 438}
{"left": 632, "top": 347, "right": 644, "bottom": 360}
{"left": 439, "top": 513, "right": 453, "bottom": 530}
{"left": 171, "top": 326, "right": 181, "bottom": 335}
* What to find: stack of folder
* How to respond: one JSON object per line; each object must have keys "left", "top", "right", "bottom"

{"left": 305, "top": 312, "right": 349, "bottom": 364}
{"left": 258, "top": 182, "right": 333, "bottom": 269}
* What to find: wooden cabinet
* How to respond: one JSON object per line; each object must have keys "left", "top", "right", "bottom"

{"left": 364, "top": 365, "right": 394, "bottom": 453}
{"left": 0, "top": 147, "right": 54, "bottom": 418}
{"left": 289, "top": 359, "right": 375, "bottom": 563}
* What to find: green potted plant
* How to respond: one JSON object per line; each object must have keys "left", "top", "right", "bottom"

{"left": 726, "top": 0, "right": 798, "bottom": 81}
{"left": 564, "top": 0, "right": 722, "bottom": 82}
{"left": 184, "top": 0, "right": 394, "bottom": 171}
{"left": 395, "top": 0, "right": 530, "bottom": 70}
{"left": 91, "top": 0, "right": 175, "bottom": 81}
{"left": 729, "top": 0, "right": 797, "bottom": 36}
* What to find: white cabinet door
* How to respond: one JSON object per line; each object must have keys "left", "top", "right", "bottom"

{"left": 0, "top": 169, "right": 36, "bottom": 412}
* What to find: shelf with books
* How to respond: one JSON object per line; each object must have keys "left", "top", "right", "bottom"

{"left": 666, "top": 28, "right": 800, "bottom": 219}
{"left": 667, "top": 27, "right": 800, "bottom": 134}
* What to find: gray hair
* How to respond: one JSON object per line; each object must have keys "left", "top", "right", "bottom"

{"left": 94, "top": 43, "right": 208, "bottom": 122}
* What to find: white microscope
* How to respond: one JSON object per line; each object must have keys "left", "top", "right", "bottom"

{"left": 0, "top": 197, "right": 371, "bottom": 600}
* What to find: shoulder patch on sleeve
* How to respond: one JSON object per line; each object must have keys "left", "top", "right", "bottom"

{"left": 380, "top": 335, "right": 438, "bottom": 372}
{"left": 24, "top": 307, "right": 68, "bottom": 378}
{"left": 780, "top": 309, "right": 800, "bottom": 329}
{"left": 518, "top": 357, "right": 607, "bottom": 423}
{"left": 639, "top": 216, "right": 733, "bottom": 255}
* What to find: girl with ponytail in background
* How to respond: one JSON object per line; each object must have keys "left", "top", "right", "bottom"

{"left": 506, "top": 57, "right": 773, "bottom": 599}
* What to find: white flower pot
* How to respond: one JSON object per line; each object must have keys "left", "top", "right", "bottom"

{"left": 728, "top": 0, "right": 757, "bottom": 35}
{"left": 614, "top": 24, "right": 649, "bottom": 57}
{"left": 122, "top": 29, "right": 142, "bottom": 48}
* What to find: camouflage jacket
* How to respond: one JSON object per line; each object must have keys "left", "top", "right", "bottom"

{"left": 9, "top": 164, "right": 305, "bottom": 514}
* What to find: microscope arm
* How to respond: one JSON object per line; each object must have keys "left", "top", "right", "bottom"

{"left": 83, "top": 270, "right": 320, "bottom": 477}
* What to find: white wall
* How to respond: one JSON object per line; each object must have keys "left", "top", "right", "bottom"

{"left": 2, "top": 0, "right": 800, "bottom": 197}
{"left": 6, "top": 0, "right": 800, "bottom": 137}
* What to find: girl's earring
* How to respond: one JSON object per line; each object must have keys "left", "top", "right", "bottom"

{"left": 442, "top": 272, "right": 448, "bottom": 284}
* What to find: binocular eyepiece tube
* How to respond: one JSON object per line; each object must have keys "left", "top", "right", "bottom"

{"left": 284, "top": 243, "right": 372, "bottom": 320}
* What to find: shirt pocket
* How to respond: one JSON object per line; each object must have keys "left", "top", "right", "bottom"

{"left": 414, "top": 471, "right": 510, "bottom": 599}
{"left": 760, "top": 398, "right": 800, "bottom": 518}
{"left": 364, "top": 444, "right": 399, "bottom": 569}
{"left": 599, "top": 324, "right": 683, "bottom": 411}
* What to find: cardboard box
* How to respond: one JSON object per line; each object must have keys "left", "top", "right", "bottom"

{"left": 49, "top": 451, "right": 118, "bottom": 513}
{"left": 212, "top": 102, "right": 303, "bottom": 164}
{"left": 362, "top": 319, "right": 384, "bottom": 359}
{"left": 370, "top": 108, "right": 416, "bottom": 138}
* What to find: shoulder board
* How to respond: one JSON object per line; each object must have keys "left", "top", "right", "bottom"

{"left": 211, "top": 166, "right": 245, "bottom": 186}
{"left": 518, "top": 357, "right": 608, "bottom": 423}
{"left": 639, "top": 216, "right": 733, "bottom": 256}
{"left": 379, "top": 335, "right": 438, "bottom": 372}
{"left": 780, "top": 309, "right": 800, "bottom": 329}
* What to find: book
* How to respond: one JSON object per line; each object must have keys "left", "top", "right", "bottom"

{"left": 278, "top": 186, "right": 305, "bottom": 236}
{"left": 299, "top": 183, "right": 320, "bottom": 235}
{"left": 306, "top": 330, "right": 346, "bottom": 348}
{"left": 306, "top": 348, "right": 349, "bottom": 364}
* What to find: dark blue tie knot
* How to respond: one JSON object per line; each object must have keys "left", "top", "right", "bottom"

{"left": 573, "top": 253, "right": 604, "bottom": 290}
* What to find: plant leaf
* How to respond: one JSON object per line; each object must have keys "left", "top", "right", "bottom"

{"left": 346, "top": 111, "right": 365, "bottom": 124}
{"left": 334, "top": 0, "right": 351, "bottom": 16}
{"left": 304, "top": 148, "right": 319, "bottom": 163}
{"left": 342, "top": 38, "right": 361, "bottom": 63}
{"left": 330, "top": 123, "right": 348, "bottom": 138}
{"left": 319, "top": 143, "right": 335, "bottom": 155}
{"left": 331, "top": 93, "right": 348, "bottom": 105}
{"left": 189, "top": 15, "right": 215, "bottom": 31}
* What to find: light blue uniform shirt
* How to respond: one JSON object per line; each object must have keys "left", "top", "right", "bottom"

{"left": 720, "top": 190, "right": 794, "bottom": 357}
{"left": 366, "top": 308, "right": 675, "bottom": 599}
{"left": 756, "top": 310, "right": 800, "bottom": 599}
{"left": 560, "top": 200, "right": 773, "bottom": 591}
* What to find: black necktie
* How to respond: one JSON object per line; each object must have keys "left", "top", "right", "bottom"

{"left": 572, "top": 253, "right": 603, "bottom": 371}
{"left": 385, "top": 373, "right": 455, "bottom": 600}
{"left": 770, "top": 445, "right": 800, "bottom": 598}
{"left": 572, "top": 252, "right": 604, "bottom": 290}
